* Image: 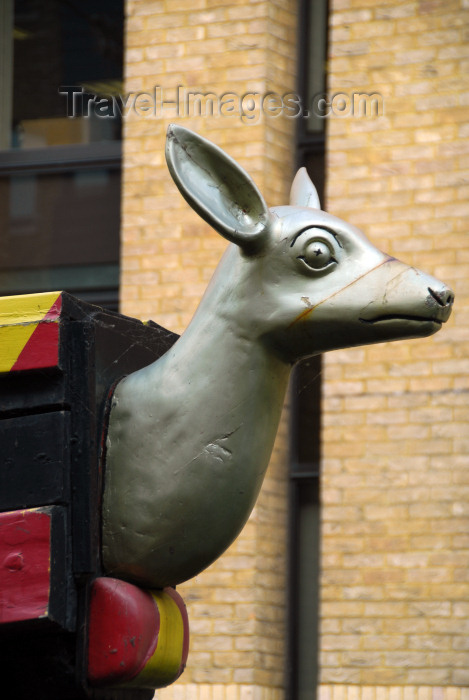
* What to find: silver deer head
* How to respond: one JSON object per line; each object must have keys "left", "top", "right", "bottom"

{"left": 101, "top": 125, "right": 453, "bottom": 589}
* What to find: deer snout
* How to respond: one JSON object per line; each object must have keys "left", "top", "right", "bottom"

{"left": 428, "top": 285, "right": 454, "bottom": 321}
{"left": 331, "top": 259, "right": 453, "bottom": 336}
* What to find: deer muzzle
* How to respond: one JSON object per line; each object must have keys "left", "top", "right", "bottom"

{"left": 356, "top": 259, "right": 454, "bottom": 328}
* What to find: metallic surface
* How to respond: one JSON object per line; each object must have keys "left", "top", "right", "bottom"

{"left": 102, "top": 125, "right": 453, "bottom": 588}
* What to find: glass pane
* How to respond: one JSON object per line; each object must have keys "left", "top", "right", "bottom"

{"left": 8, "top": 0, "right": 123, "bottom": 150}
{"left": 0, "top": 1, "right": 123, "bottom": 309}
{"left": 0, "top": 168, "right": 120, "bottom": 270}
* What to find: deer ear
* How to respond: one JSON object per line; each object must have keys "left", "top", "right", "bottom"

{"left": 166, "top": 124, "right": 270, "bottom": 253}
{"left": 290, "top": 167, "right": 321, "bottom": 209}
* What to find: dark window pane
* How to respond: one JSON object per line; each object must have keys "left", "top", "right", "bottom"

{"left": 1, "top": 1, "right": 123, "bottom": 309}
{"left": 11, "top": 0, "right": 124, "bottom": 149}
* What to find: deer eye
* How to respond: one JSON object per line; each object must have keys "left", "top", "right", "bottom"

{"left": 298, "top": 240, "right": 337, "bottom": 270}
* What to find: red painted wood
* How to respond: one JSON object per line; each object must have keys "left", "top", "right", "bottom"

{"left": 11, "top": 294, "right": 62, "bottom": 372}
{"left": 87, "top": 577, "right": 160, "bottom": 686}
{"left": 0, "top": 508, "right": 51, "bottom": 623}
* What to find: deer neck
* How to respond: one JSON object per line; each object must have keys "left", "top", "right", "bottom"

{"left": 154, "top": 248, "right": 291, "bottom": 417}
{"left": 170, "top": 295, "right": 289, "bottom": 403}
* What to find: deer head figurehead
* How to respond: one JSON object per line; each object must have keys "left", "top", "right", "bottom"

{"left": 101, "top": 125, "right": 454, "bottom": 589}
{"left": 166, "top": 124, "right": 453, "bottom": 365}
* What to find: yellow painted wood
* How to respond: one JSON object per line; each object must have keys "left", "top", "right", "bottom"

{"left": 0, "top": 291, "right": 61, "bottom": 372}
{"left": 0, "top": 291, "right": 61, "bottom": 325}
{"left": 0, "top": 324, "right": 39, "bottom": 372}
{"left": 129, "top": 589, "right": 184, "bottom": 688}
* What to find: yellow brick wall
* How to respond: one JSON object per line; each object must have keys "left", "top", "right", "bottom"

{"left": 156, "top": 686, "right": 469, "bottom": 700}
{"left": 121, "top": 0, "right": 297, "bottom": 695}
{"left": 122, "top": 0, "right": 469, "bottom": 696}
{"left": 321, "top": 0, "right": 469, "bottom": 688}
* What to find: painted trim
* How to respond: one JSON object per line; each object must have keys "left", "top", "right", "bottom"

{"left": 87, "top": 578, "right": 189, "bottom": 690}
{"left": 129, "top": 588, "right": 188, "bottom": 688}
{"left": 87, "top": 577, "right": 159, "bottom": 686}
{"left": 0, "top": 507, "right": 52, "bottom": 624}
{"left": 0, "top": 291, "right": 62, "bottom": 372}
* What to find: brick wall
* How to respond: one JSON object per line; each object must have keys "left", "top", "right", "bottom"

{"left": 121, "top": 0, "right": 469, "bottom": 696}
{"left": 121, "top": 0, "right": 297, "bottom": 696}
{"left": 157, "top": 687, "right": 469, "bottom": 700}
{"left": 321, "top": 0, "right": 469, "bottom": 688}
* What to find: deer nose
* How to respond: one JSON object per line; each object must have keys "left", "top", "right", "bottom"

{"left": 428, "top": 286, "right": 455, "bottom": 308}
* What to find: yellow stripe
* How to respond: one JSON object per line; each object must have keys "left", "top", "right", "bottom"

{"left": 0, "top": 292, "right": 61, "bottom": 372}
{"left": 0, "top": 291, "right": 61, "bottom": 326}
{"left": 128, "top": 590, "right": 184, "bottom": 688}
{"left": 0, "top": 323, "right": 39, "bottom": 372}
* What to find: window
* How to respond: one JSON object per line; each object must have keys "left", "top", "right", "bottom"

{"left": 0, "top": 0, "right": 123, "bottom": 310}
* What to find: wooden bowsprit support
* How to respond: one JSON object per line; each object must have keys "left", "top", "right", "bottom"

{"left": 0, "top": 291, "right": 188, "bottom": 700}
